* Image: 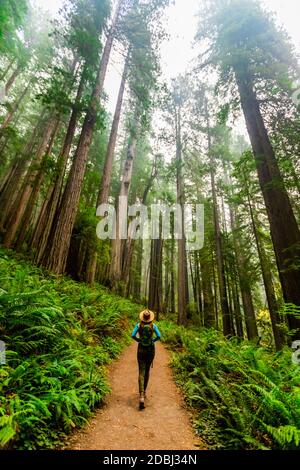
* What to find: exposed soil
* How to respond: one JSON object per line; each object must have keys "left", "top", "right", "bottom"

{"left": 65, "top": 342, "right": 205, "bottom": 450}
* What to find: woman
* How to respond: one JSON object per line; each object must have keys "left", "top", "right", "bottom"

{"left": 131, "top": 309, "right": 161, "bottom": 409}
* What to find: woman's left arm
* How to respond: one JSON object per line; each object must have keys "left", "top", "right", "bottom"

{"left": 131, "top": 323, "right": 140, "bottom": 342}
{"left": 153, "top": 324, "right": 161, "bottom": 343}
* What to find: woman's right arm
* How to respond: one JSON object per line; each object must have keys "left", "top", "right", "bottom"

{"left": 131, "top": 323, "right": 140, "bottom": 342}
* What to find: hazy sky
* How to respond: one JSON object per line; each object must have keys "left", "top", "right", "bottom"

{"left": 34, "top": 0, "right": 300, "bottom": 114}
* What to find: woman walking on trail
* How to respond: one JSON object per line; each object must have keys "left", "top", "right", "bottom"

{"left": 131, "top": 309, "right": 161, "bottom": 409}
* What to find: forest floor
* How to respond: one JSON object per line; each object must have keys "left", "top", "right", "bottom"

{"left": 64, "top": 342, "right": 205, "bottom": 450}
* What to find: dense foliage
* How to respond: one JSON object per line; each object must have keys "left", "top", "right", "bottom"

{"left": 0, "top": 248, "right": 139, "bottom": 449}
{"left": 159, "top": 320, "right": 300, "bottom": 450}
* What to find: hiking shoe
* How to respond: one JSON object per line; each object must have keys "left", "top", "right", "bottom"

{"left": 139, "top": 398, "right": 145, "bottom": 410}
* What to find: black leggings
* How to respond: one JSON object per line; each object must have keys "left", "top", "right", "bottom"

{"left": 137, "top": 344, "right": 155, "bottom": 394}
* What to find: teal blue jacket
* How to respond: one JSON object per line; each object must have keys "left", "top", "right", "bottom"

{"left": 131, "top": 323, "right": 161, "bottom": 344}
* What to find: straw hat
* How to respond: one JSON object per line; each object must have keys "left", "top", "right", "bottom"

{"left": 139, "top": 309, "right": 155, "bottom": 323}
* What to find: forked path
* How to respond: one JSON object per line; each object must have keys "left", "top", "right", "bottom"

{"left": 66, "top": 342, "right": 205, "bottom": 450}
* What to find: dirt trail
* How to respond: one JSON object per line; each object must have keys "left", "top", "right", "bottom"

{"left": 66, "top": 342, "right": 205, "bottom": 450}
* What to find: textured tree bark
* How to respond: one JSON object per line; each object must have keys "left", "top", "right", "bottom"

{"left": 163, "top": 248, "right": 170, "bottom": 313}
{"left": 33, "top": 69, "right": 86, "bottom": 263}
{"left": 189, "top": 252, "right": 198, "bottom": 315}
{"left": 194, "top": 251, "right": 203, "bottom": 320}
{"left": 148, "top": 235, "right": 163, "bottom": 319}
{"left": 84, "top": 55, "right": 128, "bottom": 285}
{"left": 97, "top": 56, "right": 128, "bottom": 207}
{"left": 0, "top": 110, "right": 46, "bottom": 233}
{"left": 232, "top": 278, "right": 244, "bottom": 339}
{"left": 132, "top": 239, "right": 143, "bottom": 301}
{"left": 0, "top": 164, "right": 14, "bottom": 194}
{"left": 170, "top": 237, "right": 176, "bottom": 314}
{"left": 0, "top": 59, "right": 14, "bottom": 81}
{"left": 0, "top": 80, "right": 31, "bottom": 133}
{"left": 205, "top": 103, "right": 232, "bottom": 336}
{"left": 200, "top": 256, "right": 215, "bottom": 328}
{"left": 229, "top": 206, "right": 258, "bottom": 340}
{"left": 247, "top": 195, "right": 285, "bottom": 349}
{"left": 236, "top": 71, "right": 300, "bottom": 338}
{"left": 121, "top": 159, "right": 158, "bottom": 293}
{"left": 15, "top": 119, "right": 61, "bottom": 250}
{"left": 42, "top": 2, "right": 123, "bottom": 273}
{"left": 5, "top": 63, "right": 23, "bottom": 94}
{"left": 110, "top": 126, "right": 138, "bottom": 288}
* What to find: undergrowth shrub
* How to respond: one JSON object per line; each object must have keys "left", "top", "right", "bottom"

{"left": 158, "top": 320, "right": 300, "bottom": 450}
{"left": 0, "top": 249, "right": 139, "bottom": 449}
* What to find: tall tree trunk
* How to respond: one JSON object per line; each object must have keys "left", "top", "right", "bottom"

{"left": 33, "top": 69, "right": 86, "bottom": 262}
{"left": 85, "top": 55, "right": 128, "bottom": 285}
{"left": 175, "top": 106, "right": 187, "bottom": 325}
{"left": 15, "top": 119, "right": 61, "bottom": 250}
{"left": 0, "top": 111, "right": 45, "bottom": 232}
{"left": 205, "top": 102, "right": 232, "bottom": 336}
{"left": 110, "top": 117, "right": 138, "bottom": 288}
{"left": 121, "top": 159, "right": 158, "bottom": 292}
{"left": 189, "top": 252, "right": 198, "bottom": 315}
{"left": 170, "top": 237, "right": 176, "bottom": 314}
{"left": 132, "top": 239, "right": 143, "bottom": 301}
{"left": 232, "top": 278, "right": 244, "bottom": 339}
{"left": 3, "top": 116, "right": 57, "bottom": 247}
{"left": 201, "top": 256, "right": 215, "bottom": 328}
{"left": 5, "top": 63, "right": 23, "bottom": 95}
{"left": 229, "top": 207, "right": 258, "bottom": 340}
{"left": 246, "top": 193, "right": 285, "bottom": 349}
{"left": 0, "top": 81, "right": 31, "bottom": 134}
{"left": 148, "top": 236, "right": 163, "bottom": 319}
{"left": 42, "top": 2, "right": 123, "bottom": 273}
{"left": 195, "top": 251, "right": 203, "bottom": 320}
{"left": 236, "top": 70, "right": 300, "bottom": 338}
{"left": 97, "top": 56, "right": 128, "bottom": 207}
{"left": 0, "top": 59, "right": 14, "bottom": 81}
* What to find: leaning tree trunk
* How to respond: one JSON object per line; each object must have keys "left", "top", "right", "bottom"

{"left": 189, "top": 252, "right": 198, "bottom": 315}
{"left": 148, "top": 232, "right": 163, "bottom": 319}
{"left": 85, "top": 56, "right": 128, "bottom": 284}
{"left": 0, "top": 80, "right": 31, "bottom": 134}
{"left": 236, "top": 70, "right": 300, "bottom": 339}
{"left": 97, "top": 56, "right": 128, "bottom": 207}
{"left": 247, "top": 193, "right": 285, "bottom": 350}
{"left": 15, "top": 119, "right": 61, "bottom": 251}
{"left": 33, "top": 68, "right": 86, "bottom": 263}
{"left": 109, "top": 119, "right": 138, "bottom": 289}
{"left": 3, "top": 116, "right": 57, "bottom": 247}
{"left": 170, "top": 236, "right": 176, "bottom": 314}
{"left": 42, "top": 1, "right": 123, "bottom": 274}
{"left": 0, "top": 110, "right": 45, "bottom": 231}
{"left": 229, "top": 206, "right": 258, "bottom": 340}
{"left": 5, "top": 63, "right": 23, "bottom": 95}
